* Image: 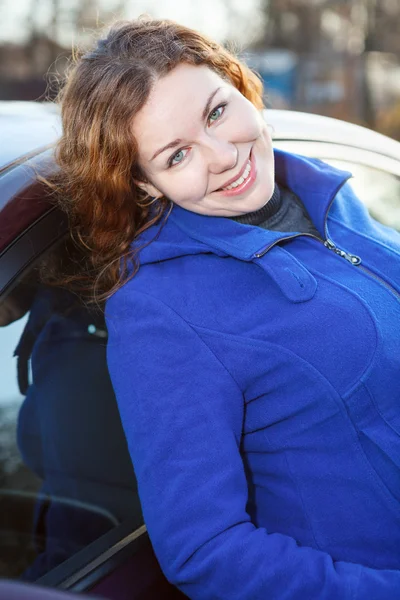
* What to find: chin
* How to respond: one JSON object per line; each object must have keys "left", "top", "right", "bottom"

{"left": 248, "top": 180, "right": 275, "bottom": 213}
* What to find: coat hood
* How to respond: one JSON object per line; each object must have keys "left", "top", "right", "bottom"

{"left": 135, "top": 149, "right": 352, "bottom": 267}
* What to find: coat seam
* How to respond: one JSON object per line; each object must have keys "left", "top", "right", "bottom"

{"left": 126, "top": 289, "right": 243, "bottom": 394}
{"left": 340, "top": 382, "right": 400, "bottom": 514}
{"left": 303, "top": 266, "right": 379, "bottom": 388}
{"left": 190, "top": 323, "right": 373, "bottom": 404}
{"left": 281, "top": 448, "right": 322, "bottom": 551}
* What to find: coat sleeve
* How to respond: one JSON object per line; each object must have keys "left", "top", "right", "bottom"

{"left": 106, "top": 289, "right": 400, "bottom": 600}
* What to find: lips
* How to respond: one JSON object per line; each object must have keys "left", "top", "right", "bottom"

{"left": 214, "top": 150, "right": 257, "bottom": 197}
{"left": 217, "top": 153, "right": 251, "bottom": 191}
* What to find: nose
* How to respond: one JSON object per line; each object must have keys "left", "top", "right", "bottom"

{"left": 204, "top": 136, "right": 238, "bottom": 174}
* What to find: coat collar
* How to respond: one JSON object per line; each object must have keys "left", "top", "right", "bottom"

{"left": 167, "top": 149, "right": 352, "bottom": 262}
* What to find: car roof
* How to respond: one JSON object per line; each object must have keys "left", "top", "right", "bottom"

{"left": 2, "top": 102, "right": 400, "bottom": 169}
{"left": 0, "top": 101, "right": 61, "bottom": 169}
{"left": 2, "top": 101, "right": 400, "bottom": 171}
{"left": 266, "top": 109, "right": 400, "bottom": 161}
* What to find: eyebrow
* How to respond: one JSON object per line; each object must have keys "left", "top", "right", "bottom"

{"left": 150, "top": 86, "right": 222, "bottom": 162}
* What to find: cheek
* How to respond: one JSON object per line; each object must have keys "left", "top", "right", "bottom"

{"left": 226, "top": 100, "right": 264, "bottom": 141}
{"left": 260, "top": 121, "right": 274, "bottom": 151}
{"left": 153, "top": 166, "right": 209, "bottom": 206}
{"left": 171, "top": 171, "right": 208, "bottom": 204}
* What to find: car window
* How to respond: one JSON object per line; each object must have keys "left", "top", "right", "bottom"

{"left": 272, "top": 139, "right": 400, "bottom": 232}
{"left": 0, "top": 278, "right": 142, "bottom": 582}
{"left": 321, "top": 160, "right": 400, "bottom": 231}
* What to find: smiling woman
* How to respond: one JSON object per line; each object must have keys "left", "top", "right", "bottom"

{"left": 46, "top": 17, "right": 265, "bottom": 301}
{"left": 131, "top": 63, "right": 275, "bottom": 216}
{"left": 44, "top": 15, "right": 400, "bottom": 600}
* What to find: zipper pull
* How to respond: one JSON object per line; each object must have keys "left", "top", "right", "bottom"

{"left": 324, "top": 239, "right": 361, "bottom": 265}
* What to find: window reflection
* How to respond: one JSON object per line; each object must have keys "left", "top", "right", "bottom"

{"left": 0, "top": 280, "right": 141, "bottom": 580}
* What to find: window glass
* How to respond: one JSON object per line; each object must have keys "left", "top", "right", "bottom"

{"left": 325, "top": 160, "right": 400, "bottom": 231}
{"left": 0, "top": 314, "right": 37, "bottom": 578}
{"left": 0, "top": 278, "right": 142, "bottom": 581}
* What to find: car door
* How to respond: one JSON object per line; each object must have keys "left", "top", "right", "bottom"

{"left": 0, "top": 148, "right": 186, "bottom": 599}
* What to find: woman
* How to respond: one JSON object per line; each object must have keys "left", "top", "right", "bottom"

{"left": 50, "top": 16, "right": 400, "bottom": 599}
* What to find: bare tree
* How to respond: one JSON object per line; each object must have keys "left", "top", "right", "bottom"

{"left": 259, "top": 0, "right": 325, "bottom": 53}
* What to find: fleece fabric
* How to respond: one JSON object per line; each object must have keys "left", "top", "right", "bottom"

{"left": 106, "top": 149, "right": 400, "bottom": 600}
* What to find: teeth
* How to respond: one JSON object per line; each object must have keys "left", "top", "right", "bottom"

{"left": 222, "top": 160, "right": 251, "bottom": 190}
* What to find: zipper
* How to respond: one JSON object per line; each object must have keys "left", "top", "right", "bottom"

{"left": 253, "top": 234, "right": 305, "bottom": 258}
{"left": 357, "top": 263, "right": 400, "bottom": 300}
{"left": 254, "top": 234, "right": 361, "bottom": 264}
{"left": 252, "top": 180, "right": 400, "bottom": 300}
{"left": 253, "top": 176, "right": 352, "bottom": 260}
{"left": 322, "top": 201, "right": 400, "bottom": 300}
{"left": 322, "top": 238, "right": 400, "bottom": 300}
{"left": 323, "top": 238, "right": 361, "bottom": 265}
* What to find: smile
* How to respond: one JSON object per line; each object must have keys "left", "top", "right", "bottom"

{"left": 222, "top": 159, "right": 251, "bottom": 190}
{"left": 216, "top": 151, "right": 257, "bottom": 197}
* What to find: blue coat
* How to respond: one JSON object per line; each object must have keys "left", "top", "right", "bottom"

{"left": 106, "top": 150, "right": 400, "bottom": 599}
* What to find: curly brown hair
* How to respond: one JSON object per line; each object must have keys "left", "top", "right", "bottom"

{"left": 47, "top": 16, "right": 264, "bottom": 303}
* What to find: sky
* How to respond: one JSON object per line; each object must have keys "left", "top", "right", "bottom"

{"left": 0, "top": 0, "right": 263, "bottom": 47}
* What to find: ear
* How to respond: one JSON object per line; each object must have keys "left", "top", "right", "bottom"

{"left": 134, "top": 178, "right": 163, "bottom": 199}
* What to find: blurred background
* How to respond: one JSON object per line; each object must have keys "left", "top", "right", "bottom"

{"left": 0, "top": 0, "right": 400, "bottom": 138}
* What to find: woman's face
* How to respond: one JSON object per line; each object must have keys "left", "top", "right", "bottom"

{"left": 131, "top": 63, "right": 275, "bottom": 217}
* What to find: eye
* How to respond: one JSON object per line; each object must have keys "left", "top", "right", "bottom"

{"left": 168, "top": 148, "right": 189, "bottom": 168}
{"left": 207, "top": 103, "right": 227, "bottom": 125}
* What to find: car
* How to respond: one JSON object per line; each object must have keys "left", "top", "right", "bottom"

{"left": 1, "top": 102, "right": 400, "bottom": 599}
{"left": 0, "top": 101, "right": 62, "bottom": 167}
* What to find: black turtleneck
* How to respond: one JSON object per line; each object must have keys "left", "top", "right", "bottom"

{"left": 231, "top": 184, "right": 321, "bottom": 239}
